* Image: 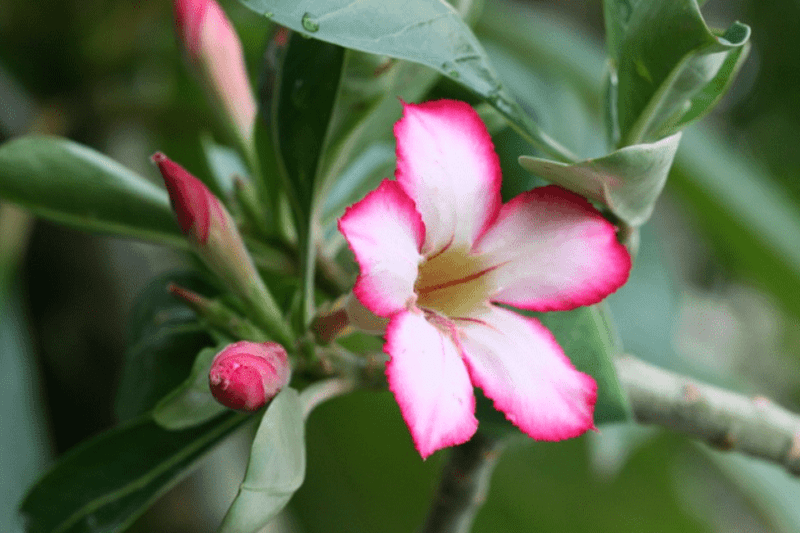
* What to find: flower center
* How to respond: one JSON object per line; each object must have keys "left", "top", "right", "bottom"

{"left": 415, "top": 245, "right": 495, "bottom": 318}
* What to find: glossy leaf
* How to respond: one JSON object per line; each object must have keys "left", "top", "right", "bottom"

{"left": 20, "top": 413, "right": 248, "bottom": 533}
{"left": 238, "top": 0, "right": 577, "bottom": 161}
{"left": 115, "top": 272, "right": 218, "bottom": 421}
{"left": 218, "top": 388, "right": 305, "bottom": 533}
{"left": 153, "top": 345, "right": 228, "bottom": 430}
{"left": 273, "top": 33, "right": 344, "bottom": 221}
{"left": 604, "top": 0, "right": 750, "bottom": 145}
{"left": 519, "top": 132, "right": 681, "bottom": 226}
{"left": 272, "top": 32, "right": 345, "bottom": 324}
{"left": 0, "top": 135, "right": 185, "bottom": 247}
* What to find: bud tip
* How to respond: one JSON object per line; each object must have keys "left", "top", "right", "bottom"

{"left": 151, "top": 151, "right": 214, "bottom": 243}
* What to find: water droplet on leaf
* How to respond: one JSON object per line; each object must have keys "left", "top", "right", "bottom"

{"left": 264, "top": 11, "right": 273, "bottom": 18}
{"left": 301, "top": 12, "right": 320, "bottom": 32}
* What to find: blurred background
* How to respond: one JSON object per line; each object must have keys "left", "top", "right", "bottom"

{"left": 2, "top": 0, "right": 800, "bottom": 531}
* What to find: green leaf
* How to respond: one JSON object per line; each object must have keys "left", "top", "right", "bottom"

{"left": 20, "top": 413, "right": 249, "bottom": 533}
{"left": 115, "top": 272, "right": 217, "bottom": 421}
{"left": 153, "top": 345, "right": 228, "bottom": 430}
{"left": 2, "top": 289, "right": 50, "bottom": 533}
{"left": 272, "top": 33, "right": 345, "bottom": 325}
{"left": 604, "top": 0, "right": 751, "bottom": 145}
{"left": 316, "top": 50, "right": 438, "bottom": 223}
{"left": 273, "top": 33, "right": 345, "bottom": 223}
{"left": 219, "top": 388, "right": 305, "bottom": 533}
{"left": 519, "top": 133, "right": 681, "bottom": 226}
{"left": 0, "top": 135, "right": 185, "bottom": 247}
{"left": 238, "top": 0, "right": 577, "bottom": 162}
{"left": 536, "top": 305, "right": 631, "bottom": 425}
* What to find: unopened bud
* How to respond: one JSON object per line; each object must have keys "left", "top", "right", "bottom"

{"left": 151, "top": 152, "right": 220, "bottom": 243}
{"left": 173, "top": 0, "right": 256, "bottom": 147}
{"left": 152, "top": 153, "right": 293, "bottom": 345}
{"left": 209, "top": 341, "right": 291, "bottom": 411}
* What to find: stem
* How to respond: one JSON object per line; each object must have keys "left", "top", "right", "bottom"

{"left": 617, "top": 355, "right": 800, "bottom": 476}
{"left": 304, "top": 348, "right": 800, "bottom": 479}
{"left": 419, "top": 432, "right": 505, "bottom": 533}
{"left": 299, "top": 221, "right": 318, "bottom": 328}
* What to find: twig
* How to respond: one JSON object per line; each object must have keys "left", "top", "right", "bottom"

{"left": 617, "top": 355, "right": 800, "bottom": 476}
{"left": 419, "top": 432, "right": 506, "bottom": 533}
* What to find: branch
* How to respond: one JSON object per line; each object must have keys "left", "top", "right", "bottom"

{"left": 419, "top": 432, "right": 505, "bottom": 533}
{"left": 617, "top": 355, "right": 800, "bottom": 476}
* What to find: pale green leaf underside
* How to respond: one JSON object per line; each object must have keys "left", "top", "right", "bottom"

{"left": 519, "top": 133, "right": 681, "bottom": 226}
{"left": 153, "top": 346, "right": 228, "bottom": 430}
{"left": 218, "top": 388, "right": 305, "bottom": 533}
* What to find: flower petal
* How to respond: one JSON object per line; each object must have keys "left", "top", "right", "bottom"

{"left": 385, "top": 311, "right": 478, "bottom": 458}
{"left": 339, "top": 179, "right": 425, "bottom": 317}
{"left": 457, "top": 305, "right": 597, "bottom": 440}
{"left": 475, "top": 185, "right": 631, "bottom": 312}
{"left": 394, "top": 100, "right": 502, "bottom": 254}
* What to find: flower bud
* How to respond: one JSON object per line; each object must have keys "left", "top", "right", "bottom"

{"left": 153, "top": 152, "right": 293, "bottom": 345}
{"left": 173, "top": 0, "right": 257, "bottom": 147}
{"left": 209, "top": 341, "right": 291, "bottom": 411}
{"left": 151, "top": 152, "right": 219, "bottom": 243}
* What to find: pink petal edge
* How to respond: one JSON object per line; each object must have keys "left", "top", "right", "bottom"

{"left": 385, "top": 311, "right": 479, "bottom": 459}
{"left": 475, "top": 185, "right": 631, "bottom": 312}
{"left": 457, "top": 305, "right": 597, "bottom": 441}
{"left": 394, "top": 100, "right": 502, "bottom": 255}
{"left": 338, "top": 179, "right": 425, "bottom": 318}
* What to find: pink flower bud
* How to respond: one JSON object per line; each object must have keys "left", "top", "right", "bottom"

{"left": 173, "top": 0, "right": 257, "bottom": 147}
{"left": 152, "top": 152, "right": 293, "bottom": 345}
{"left": 209, "top": 341, "right": 291, "bottom": 411}
{"left": 151, "top": 152, "right": 221, "bottom": 244}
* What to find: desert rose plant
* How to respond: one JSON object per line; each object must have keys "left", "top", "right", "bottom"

{"left": 4, "top": 0, "right": 800, "bottom": 532}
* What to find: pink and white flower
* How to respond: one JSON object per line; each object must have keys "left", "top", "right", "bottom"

{"left": 338, "top": 100, "right": 632, "bottom": 458}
